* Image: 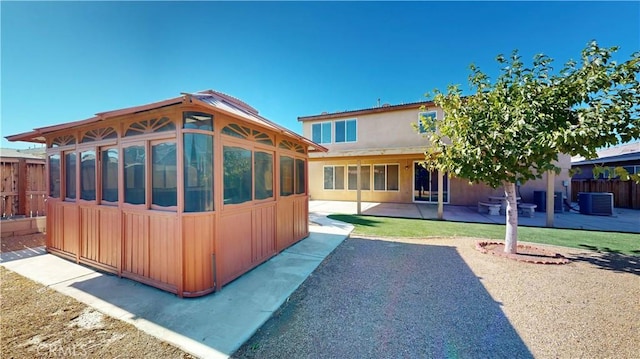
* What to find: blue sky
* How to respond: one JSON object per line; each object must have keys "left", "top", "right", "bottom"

{"left": 2, "top": 1, "right": 639, "bottom": 149}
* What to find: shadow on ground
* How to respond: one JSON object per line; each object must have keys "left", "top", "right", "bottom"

{"left": 572, "top": 245, "right": 640, "bottom": 275}
{"left": 233, "top": 237, "right": 533, "bottom": 358}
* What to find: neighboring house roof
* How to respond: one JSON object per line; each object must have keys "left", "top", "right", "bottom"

{"left": 0, "top": 148, "right": 46, "bottom": 160}
{"left": 298, "top": 100, "right": 435, "bottom": 121}
{"left": 6, "top": 90, "right": 327, "bottom": 152}
{"left": 571, "top": 142, "right": 640, "bottom": 165}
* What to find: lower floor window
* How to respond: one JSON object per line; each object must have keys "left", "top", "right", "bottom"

{"left": 373, "top": 164, "right": 399, "bottom": 191}
{"left": 323, "top": 165, "right": 345, "bottom": 190}
{"left": 348, "top": 165, "right": 371, "bottom": 190}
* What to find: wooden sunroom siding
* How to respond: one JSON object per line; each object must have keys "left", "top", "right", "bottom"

{"left": 218, "top": 210, "right": 254, "bottom": 286}
{"left": 182, "top": 213, "right": 215, "bottom": 295}
{"left": 62, "top": 204, "right": 79, "bottom": 255}
{"left": 25, "top": 94, "right": 317, "bottom": 297}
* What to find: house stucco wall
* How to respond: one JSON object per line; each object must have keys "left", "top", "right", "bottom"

{"left": 307, "top": 151, "right": 572, "bottom": 206}
{"left": 302, "top": 106, "right": 442, "bottom": 152}
{"left": 302, "top": 103, "right": 572, "bottom": 207}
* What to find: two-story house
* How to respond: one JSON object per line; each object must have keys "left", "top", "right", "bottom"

{"left": 299, "top": 101, "right": 572, "bottom": 207}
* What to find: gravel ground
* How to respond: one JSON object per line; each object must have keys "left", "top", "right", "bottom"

{"left": 234, "top": 236, "right": 640, "bottom": 359}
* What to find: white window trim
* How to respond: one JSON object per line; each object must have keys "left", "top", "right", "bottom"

{"left": 312, "top": 121, "right": 333, "bottom": 144}
{"left": 335, "top": 118, "right": 357, "bottom": 143}
{"left": 372, "top": 163, "right": 400, "bottom": 192}
{"left": 323, "top": 165, "right": 345, "bottom": 190}
{"left": 347, "top": 164, "right": 371, "bottom": 191}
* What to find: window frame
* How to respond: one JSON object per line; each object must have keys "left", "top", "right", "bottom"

{"left": 347, "top": 164, "right": 371, "bottom": 191}
{"left": 48, "top": 153, "right": 61, "bottom": 198}
{"left": 312, "top": 121, "right": 332, "bottom": 144}
{"left": 100, "top": 146, "right": 119, "bottom": 206}
{"left": 122, "top": 141, "right": 148, "bottom": 208}
{"left": 373, "top": 163, "right": 400, "bottom": 192}
{"left": 254, "top": 150, "right": 275, "bottom": 201}
{"left": 323, "top": 165, "right": 345, "bottom": 190}
{"left": 222, "top": 142, "right": 254, "bottom": 206}
{"left": 150, "top": 139, "right": 178, "bottom": 211}
{"left": 79, "top": 149, "right": 97, "bottom": 202}
{"left": 63, "top": 150, "right": 77, "bottom": 201}
{"left": 335, "top": 119, "right": 357, "bottom": 143}
{"left": 182, "top": 111, "right": 215, "bottom": 213}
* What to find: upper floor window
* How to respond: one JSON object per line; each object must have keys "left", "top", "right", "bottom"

{"left": 312, "top": 122, "right": 332, "bottom": 144}
{"left": 418, "top": 111, "right": 437, "bottom": 133}
{"left": 335, "top": 119, "right": 357, "bottom": 143}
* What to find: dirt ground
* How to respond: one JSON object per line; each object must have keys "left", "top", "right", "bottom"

{"left": 1, "top": 234, "right": 194, "bottom": 358}
{"left": 0, "top": 266, "right": 194, "bottom": 358}
{"left": 1, "top": 233, "right": 45, "bottom": 253}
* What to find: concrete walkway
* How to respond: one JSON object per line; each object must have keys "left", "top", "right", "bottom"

{"left": 1, "top": 215, "right": 353, "bottom": 359}
{"left": 310, "top": 200, "right": 640, "bottom": 233}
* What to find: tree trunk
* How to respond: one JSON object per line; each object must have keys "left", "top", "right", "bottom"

{"left": 504, "top": 181, "right": 518, "bottom": 254}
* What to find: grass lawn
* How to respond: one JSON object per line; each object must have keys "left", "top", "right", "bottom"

{"left": 328, "top": 214, "right": 640, "bottom": 256}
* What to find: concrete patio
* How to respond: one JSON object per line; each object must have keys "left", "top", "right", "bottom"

{"left": 310, "top": 200, "right": 640, "bottom": 234}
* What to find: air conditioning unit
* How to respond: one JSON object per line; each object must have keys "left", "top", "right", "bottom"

{"left": 578, "top": 192, "right": 614, "bottom": 216}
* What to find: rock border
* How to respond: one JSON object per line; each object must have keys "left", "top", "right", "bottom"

{"left": 475, "top": 240, "right": 570, "bottom": 265}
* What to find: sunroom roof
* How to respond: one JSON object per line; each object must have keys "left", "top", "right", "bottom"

{"left": 6, "top": 90, "right": 327, "bottom": 152}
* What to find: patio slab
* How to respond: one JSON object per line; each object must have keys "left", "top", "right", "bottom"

{"left": 310, "top": 200, "right": 639, "bottom": 233}
{"left": 1, "top": 216, "right": 353, "bottom": 358}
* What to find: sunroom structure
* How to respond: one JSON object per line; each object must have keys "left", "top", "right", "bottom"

{"left": 7, "top": 90, "right": 325, "bottom": 297}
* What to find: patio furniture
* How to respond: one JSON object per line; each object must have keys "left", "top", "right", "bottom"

{"left": 518, "top": 203, "right": 537, "bottom": 217}
{"left": 488, "top": 195, "right": 521, "bottom": 214}
{"left": 478, "top": 201, "right": 501, "bottom": 216}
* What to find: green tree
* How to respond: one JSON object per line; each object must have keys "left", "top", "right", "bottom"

{"left": 421, "top": 41, "right": 640, "bottom": 254}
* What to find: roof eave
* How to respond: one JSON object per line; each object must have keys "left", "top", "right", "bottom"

{"left": 5, "top": 130, "right": 46, "bottom": 144}
{"left": 298, "top": 100, "right": 435, "bottom": 122}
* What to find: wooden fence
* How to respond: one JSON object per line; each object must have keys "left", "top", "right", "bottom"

{"left": 571, "top": 179, "right": 640, "bottom": 209}
{"left": 1, "top": 158, "right": 47, "bottom": 218}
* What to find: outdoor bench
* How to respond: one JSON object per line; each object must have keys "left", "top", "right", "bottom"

{"left": 478, "top": 201, "right": 501, "bottom": 216}
{"left": 518, "top": 203, "right": 537, "bottom": 217}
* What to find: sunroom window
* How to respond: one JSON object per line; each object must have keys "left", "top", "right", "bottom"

{"left": 101, "top": 148, "right": 118, "bottom": 203}
{"left": 183, "top": 134, "right": 213, "bottom": 212}
{"left": 49, "top": 154, "right": 60, "bottom": 198}
{"left": 80, "top": 150, "right": 96, "bottom": 201}
{"left": 255, "top": 152, "right": 274, "bottom": 200}
{"left": 65, "top": 152, "right": 76, "bottom": 200}
{"left": 152, "top": 142, "right": 177, "bottom": 207}
{"left": 123, "top": 145, "right": 145, "bottom": 205}
{"left": 223, "top": 146, "right": 252, "bottom": 205}
{"left": 280, "top": 156, "right": 294, "bottom": 196}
